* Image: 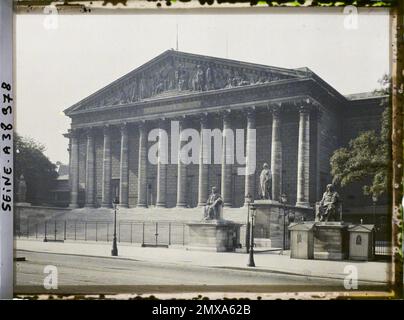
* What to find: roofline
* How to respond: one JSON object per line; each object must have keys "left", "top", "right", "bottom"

{"left": 344, "top": 93, "right": 389, "bottom": 101}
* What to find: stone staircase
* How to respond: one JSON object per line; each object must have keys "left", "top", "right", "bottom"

{"left": 60, "top": 206, "right": 248, "bottom": 224}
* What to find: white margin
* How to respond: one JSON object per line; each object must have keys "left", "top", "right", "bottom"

{"left": 0, "top": 0, "right": 14, "bottom": 300}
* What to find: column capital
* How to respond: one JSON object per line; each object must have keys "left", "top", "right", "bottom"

{"left": 103, "top": 124, "right": 112, "bottom": 135}
{"left": 270, "top": 102, "right": 282, "bottom": 117}
{"left": 198, "top": 113, "right": 209, "bottom": 125}
{"left": 136, "top": 120, "right": 147, "bottom": 131}
{"left": 293, "top": 98, "right": 318, "bottom": 114}
{"left": 246, "top": 107, "right": 256, "bottom": 119}
{"left": 221, "top": 109, "right": 232, "bottom": 122}
{"left": 120, "top": 122, "right": 128, "bottom": 134}
{"left": 298, "top": 105, "right": 311, "bottom": 114}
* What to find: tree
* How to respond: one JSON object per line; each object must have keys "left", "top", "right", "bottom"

{"left": 14, "top": 133, "right": 58, "bottom": 205}
{"left": 330, "top": 75, "right": 391, "bottom": 198}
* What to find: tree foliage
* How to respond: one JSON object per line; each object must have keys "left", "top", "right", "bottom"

{"left": 330, "top": 75, "right": 391, "bottom": 198}
{"left": 14, "top": 133, "right": 58, "bottom": 205}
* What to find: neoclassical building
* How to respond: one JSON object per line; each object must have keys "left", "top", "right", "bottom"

{"left": 64, "top": 50, "right": 385, "bottom": 215}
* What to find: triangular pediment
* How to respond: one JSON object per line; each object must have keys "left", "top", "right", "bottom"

{"left": 65, "top": 50, "right": 307, "bottom": 115}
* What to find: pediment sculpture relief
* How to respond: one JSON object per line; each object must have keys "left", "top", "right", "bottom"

{"left": 83, "top": 59, "right": 287, "bottom": 109}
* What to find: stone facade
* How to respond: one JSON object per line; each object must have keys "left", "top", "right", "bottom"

{"left": 63, "top": 50, "right": 386, "bottom": 212}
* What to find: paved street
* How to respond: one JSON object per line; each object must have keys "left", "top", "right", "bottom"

{"left": 15, "top": 250, "right": 387, "bottom": 295}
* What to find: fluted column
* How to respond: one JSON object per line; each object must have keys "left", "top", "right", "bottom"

{"left": 244, "top": 108, "right": 256, "bottom": 205}
{"left": 296, "top": 104, "right": 311, "bottom": 207}
{"left": 137, "top": 122, "right": 148, "bottom": 207}
{"left": 119, "top": 123, "right": 129, "bottom": 208}
{"left": 176, "top": 118, "right": 188, "bottom": 207}
{"left": 85, "top": 128, "right": 95, "bottom": 207}
{"left": 271, "top": 104, "right": 282, "bottom": 202}
{"left": 156, "top": 119, "right": 168, "bottom": 208}
{"left": 101, "top": 126, "right": 112, "bottom": 207}
{"left": 69, "top": 130, "right": 79, "bottom": 208}
{"left": 221, "top": 112, "right": 233, "bottom": 207}
{"left": 198, "top": 115, "right": 209, "bottom": 206}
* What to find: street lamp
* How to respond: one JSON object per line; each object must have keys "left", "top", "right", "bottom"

{"left": 245, "top": 193, "right": 253, "bottom": 254}
{"left": 111, "top": 197, "right": 119, "bottom": 256}
{"left": 280, "top": 193, "right": 288, "bottom": 253}
{"left": 247, "top": 204, "right": 256, "bottom": 267}
{"left": 372, "top": 194, "right": 378, "bottom": 225}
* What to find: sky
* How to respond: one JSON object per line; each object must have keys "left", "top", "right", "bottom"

{"left": 15, "top": 8, "right": 390, "bottom": 164}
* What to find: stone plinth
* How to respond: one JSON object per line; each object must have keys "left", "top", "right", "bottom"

{"left": 187, "top": 220, "right": 241, "bottom": 252}
{"left": 313, "top": 222, "right": 349, "bottom": 260}
{"left": 254, "top": 200, "right": 314, "bottom": 249}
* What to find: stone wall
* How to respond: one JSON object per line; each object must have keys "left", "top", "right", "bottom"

{"left": 340, "top": 97, "right": 386, "bottom": 210}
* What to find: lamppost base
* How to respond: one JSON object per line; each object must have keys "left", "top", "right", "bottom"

{"left": 247, "top": 251, "right": 255, "bottom": 267}
{"left": 111, "top": 239, "right": 118, "bottom": 256}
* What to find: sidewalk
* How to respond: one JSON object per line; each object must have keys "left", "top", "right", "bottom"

{"left": 15, "top": 239, "right": 390, "bottom": 283}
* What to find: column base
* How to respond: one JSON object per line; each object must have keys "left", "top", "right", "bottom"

{"left": 137, "top": 203, "right": 147, "bottom": 208}
{"left": 223, "top": 203, "right": 232, "bottom": 208}
{"left": 295, "top": 202, "right": 311, "bottom": 208}
{"left": 176, "top": 203, "right": 187, "bottom": 208}
{"left": 69, "top": 203, "right": 79, "bottom": 209}
{"left": 101, "top": 203, "right": 112, "bottom": 208}
{"left": 155, "top": 203, "right": 166, "bottom": 208}
{"left": 197, "top": 203, "right": 206, "bottom": 207}
{"left": 84, "top": 204, "right": 95, "bottom": 208}
{"left": 118, "top": 204, "right": 129, "bottom": 209}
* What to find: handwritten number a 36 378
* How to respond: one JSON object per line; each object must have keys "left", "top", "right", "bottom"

{"left": 1, "top": 81, "right": 13, "bottom": 211}
{"left": 1, "top": 81, "right": 12, "bottom": 156}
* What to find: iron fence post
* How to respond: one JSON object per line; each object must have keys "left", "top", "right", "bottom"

{"left": 44, "top": 220, "right": 48, "bottom": 242}
{"left": 168, "top": 222, "right": 171, "bottom": 246}
{"left": 155, "top": 222, "right": 158, "bottom": 246}
{"left": 64, "top": 220, "right": 67, "bottom": 240}
{"left": 142, "top": 222, "right": 145, "bottom": 246}
{"left": 54, "top": 220, "right": 57, "bottom": 241}
{"left": 118, "top": 221, "right": 121, "bottom": 243}
{"left": 182, "top": 224, "right": 185, "bottom": 246}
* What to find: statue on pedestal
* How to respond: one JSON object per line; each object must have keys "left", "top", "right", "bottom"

{"left": 203, "top": 186, "right": 223, "bottom": 220}
{"left": 259, "top": 163, "right": 272, "bottom": 200}
{"left": 316, "top": 184, "right": 341, "bottom": 222}
{"left": 17, "top": 174, "right": 27, "bottom": 203}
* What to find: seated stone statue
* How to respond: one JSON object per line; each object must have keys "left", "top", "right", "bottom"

{"left": 203, "top": 187, "right": 223, "bottom": 220}
{"left": 316, "top": 184, "right": 341, "bottom": 222}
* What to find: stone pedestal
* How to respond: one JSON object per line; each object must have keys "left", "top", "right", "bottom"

{"left": 187, "top": 220, "right": 241, "bottom": 252}
{"left": 254, "top": 200, "right": 314, "bottom": 249}
{"left": 313, "top": 222, "right": 349, "bottom": 260}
